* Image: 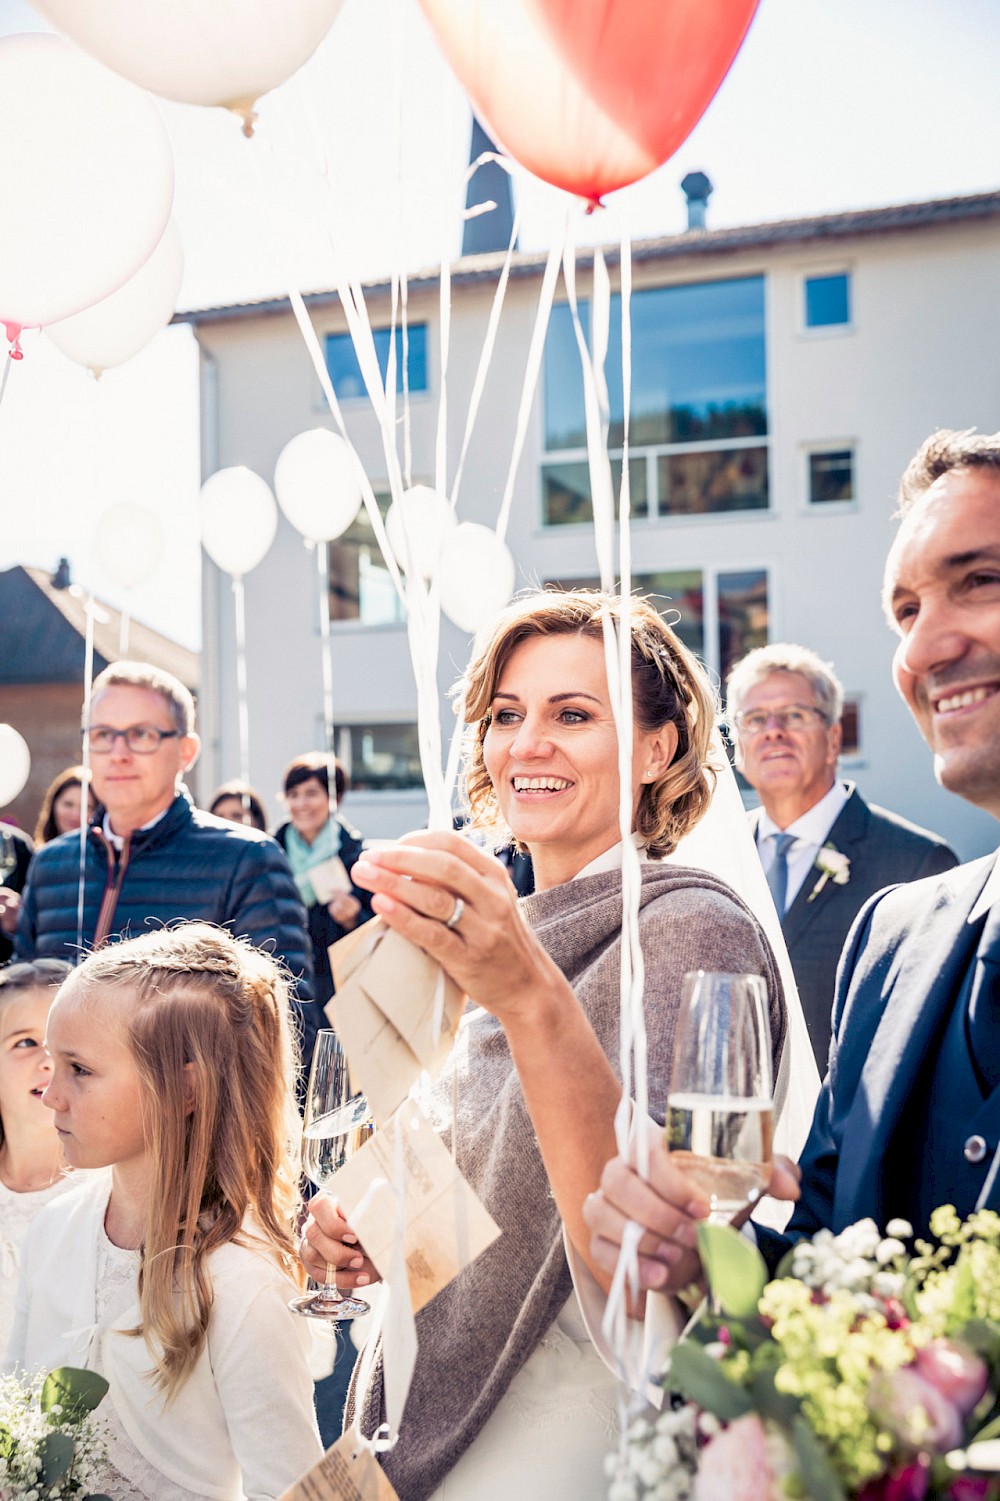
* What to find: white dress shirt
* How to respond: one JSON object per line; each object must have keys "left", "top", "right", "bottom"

{"left": 756, "top": 780, "right": 850, "bottom": 914}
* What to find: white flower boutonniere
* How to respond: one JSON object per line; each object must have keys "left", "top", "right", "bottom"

{"left": 808, "top": 843, "right": 851, "bottom": 901}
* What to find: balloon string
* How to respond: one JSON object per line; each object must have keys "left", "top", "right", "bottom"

{"left": 0, "top": 348, "right": 17, "bottom": 415}
{"left": 317, "top": 541, "right": 335, "bottom": 752}
{"left": 77, "top": 594, "right": 97, "bottom": 961}
{"left": 119, "top": 604, "right": 131, "bottom": 657}
{"left": 450, "top": 199, "right": 521, "bottom": 514}
{"left": 233, "top": 575, "right": 251, "bottom": 787}
{"left": 435, "top": 255, "right": 450, "bottom": 502}
{"left": 493, "top": 229, "right": 562, "bottom": 543}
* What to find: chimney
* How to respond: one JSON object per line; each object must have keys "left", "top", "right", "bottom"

{"left": 51, "top": 557, "right": 71, "bottom": 590}
{"left": 462, "top": 116, "right": 517, "bottom": 257}
{"left": 681, "top": 171, "right": 713, "bottom": 231}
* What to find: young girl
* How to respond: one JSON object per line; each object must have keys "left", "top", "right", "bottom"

{"left": 0, "top": 958, "right": 74, "bottom": 1355}
{"left": 7, "top": 924, "right": 323, "bottom": 1500}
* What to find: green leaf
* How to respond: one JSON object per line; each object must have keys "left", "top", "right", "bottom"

{"left": 969, "top": 1407, "right": 1000, "bottom": 1446}
{"left": 697, "top": 1221, "right": 768, "bottom": 1319}
{"left": 39, "top": 1429, "right": 75, "bottom": 1485}
{"left": 792, "top": 1414, "right": 847, "bottom": 1501}
{"left": 749, "top": 1367, "right": 802, "bottom": 1426}
{"left": 41, "top": 1366, "right": 110, "bottom": 1423}
{"left": 668, "top": 1340, "right": 755, "bottom": 1421}
{"left": 0, "top": 1421, "right": 16, "bottom": 1462}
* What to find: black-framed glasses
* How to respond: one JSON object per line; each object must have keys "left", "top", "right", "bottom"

{"left": 732, "top": 704, "right": 829, "bottom": 735}
{"left": 86, "top": 725, "right": 180, "bottom": 754}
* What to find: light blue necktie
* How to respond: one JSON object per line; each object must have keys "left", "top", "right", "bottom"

{"left": 766, "top": 832, "right": 796, "bottom": 917}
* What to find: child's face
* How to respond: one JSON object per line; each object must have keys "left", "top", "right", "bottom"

{"left": 44, "top": 977, "right": 148, "bottom": 1175}
{"left": 0, "top": 988, "right": 54, "bottom": 1140}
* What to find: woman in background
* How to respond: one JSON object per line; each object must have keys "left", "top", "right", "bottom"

{"left": 33, "top": 765, "right": 94, "bottom": 847}
{"left": 274, "top": 754, "right": 373, "bottom": 1007}
{"left": 209, "top": 780, "right": 269, "bottom": 832}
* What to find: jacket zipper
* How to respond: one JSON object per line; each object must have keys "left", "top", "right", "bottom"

{"left": 92, "top": 831, "right": 131, "bottom": 948}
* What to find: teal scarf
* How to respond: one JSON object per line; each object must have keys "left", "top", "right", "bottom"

{"left": 285, "top": 816, "right": 342, "bottom": 908}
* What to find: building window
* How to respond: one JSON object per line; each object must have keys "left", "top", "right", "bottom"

{"left": 546, "top": 567, "right": 768, "bottom": 682}
{"left": 840, "top": 700, "right": 861, "bottom": 756}
{"left": 809, "top": 448, "right": 854, "bottom": 505}
{"left": 804, "top": 272, "right": 850, "bottom": 329}
{"left": 336, "top": 722, "right": 423, "bottom": 791}
{"left": 541, "top": 276, "right": 768, "bottom": 524}
{"left": 325, "top": 323, "right": 428, "bottom": 401}
{"left": 329, "top": 491, "right": 405, "bottom": 625}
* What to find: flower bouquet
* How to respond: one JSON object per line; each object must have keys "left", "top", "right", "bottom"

{"left": 0, "top": 1367, "right": 110, "bottom": 1500}
{"left": 611, "top": 1208, "right": 1000, "bottom": 1501}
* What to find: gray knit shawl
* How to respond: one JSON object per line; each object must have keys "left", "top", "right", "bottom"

{"left": 349, "top": 863, "right": 786, "bottom": 1500}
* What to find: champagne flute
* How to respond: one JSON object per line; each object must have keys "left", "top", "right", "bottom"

{"left": 664, "top": 971, "right": 774, "bottom": 1223}
{"left": 290, "top": 1029, "right": 374, "bottom": 1321}
{"left": 0, "top": 830, "right": 17, "bottom": 885}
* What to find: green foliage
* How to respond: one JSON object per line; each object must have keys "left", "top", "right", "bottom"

{"left": 668, "top": 1340, "right": 755, "bottom": 1421}
{"left": 39, "top": 1428, "right": 76, "bottom": 1485}
{"left": 697, "top": 1220, "right": 768, "bottom": 1318}
{"left": 41, "top": 1367, "right": 110, "bottom": 1425}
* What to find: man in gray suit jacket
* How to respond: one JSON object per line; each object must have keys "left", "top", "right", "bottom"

{"left": 584, "top": 429, "right": 1000, "bottom": 1289}
{"left": 729, "top": 643, "right": 958, "bottom": 1067}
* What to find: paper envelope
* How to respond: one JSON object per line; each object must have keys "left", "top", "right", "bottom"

{"left": 326, "top": 923, "right": 465, "bottom": 1125}
{"left": 327, "top": 1105, "right": 501, "bottom": 1315}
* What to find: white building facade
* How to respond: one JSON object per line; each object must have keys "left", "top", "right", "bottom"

{"left": 183, "top": 191, "right": 1000, "bottom": 859}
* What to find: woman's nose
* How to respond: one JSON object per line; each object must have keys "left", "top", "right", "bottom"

{"left": 510, "top": 715, "right": 552, "bottom": 759}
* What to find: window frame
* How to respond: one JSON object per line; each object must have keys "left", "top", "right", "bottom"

{"left": 319, "top": 321, "right": 432, "bottom": 408}
{"left": 803, "top": 441, "right": 858, "bottom": 512}
{"left": 799, "top": 266, "right": 854, "bottom": 337}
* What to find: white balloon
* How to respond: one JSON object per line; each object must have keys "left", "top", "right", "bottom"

{"left": 0, "top": 34, "right": 174, "bottom": 333}
{"left": 386, "top": 486, "right": 456, "bottom": 579}
{"left": 0, "top": 725, "right": 30, "bottom": 807}
{"left": 46, "top": 219, "right": 184, "bottom": 374}
{"left": 201, "top": 467, "right": 277, "bottom": 578}
{"left": 33, "top": 0, "right": 347, "bottom": 119}
{"left": 94, "top": 502, "right": 166, "bottom": 591}
{"left": 274, "top": 428, "right": 364, "bottom": 543}
{"left": 439, "top": 524, "right": 517, "bottom": 632}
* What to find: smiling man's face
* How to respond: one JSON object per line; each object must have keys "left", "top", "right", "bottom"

{"left": 885, "top": 465, "right": 1000, "bottom": 817}
{"left": 735, "top": 670, "right": 841, "bottom": 825}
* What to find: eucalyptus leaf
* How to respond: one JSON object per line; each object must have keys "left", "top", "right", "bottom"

{"left": 792, "top": 1413, "right": 847, "bottom": 1501}
{"left": 39, "top": 1429, "right": 75, "bottom": 1485}
{"left": 697, "top": 1221, "right": 768, "bottom": 1319}
{"left": 0, "top": 1422, "right": 16, "bottom": 1462}
{"left": 668, "top": 1340, "right": 754, "bottom": 1421}
{"left": 41, "top": 1366, "right": 110, "bottom": 1422}
{"left": 749, "top": 1367, "right": 801, "bottom": 1426}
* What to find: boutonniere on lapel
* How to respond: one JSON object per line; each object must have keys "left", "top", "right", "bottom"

{"left": 808, "top": 843, "right": 851, "bottom": 901}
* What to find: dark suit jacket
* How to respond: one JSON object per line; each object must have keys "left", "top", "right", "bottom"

{"left": 777, "top": 854, "right": 1000, "bottom": 1247}
{"left": 749, "top": 784, "right": 958, "bottom": 1068}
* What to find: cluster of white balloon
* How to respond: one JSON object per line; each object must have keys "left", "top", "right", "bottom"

{"left": 0, "top": 726, "right": 31, "bottom": 810}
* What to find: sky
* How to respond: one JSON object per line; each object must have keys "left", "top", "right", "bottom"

{"left": 0, "top": 0, "right": 998, "bottom": 650}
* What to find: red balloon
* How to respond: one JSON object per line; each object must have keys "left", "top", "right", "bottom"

{"left": 420, "top": 0, "right": 760, "bottom": 205}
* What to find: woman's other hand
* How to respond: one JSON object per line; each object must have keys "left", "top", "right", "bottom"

{"left": 584, "top": 1144, "right": 801, "bottom": 1296}
{"left": 300, "top": 1194, "right": 380, "bottom": 1291}
{"left": 326, "top": 891, "right": 361, "bottom": 929}
{"left": 0, "top": 887, "right": 20, "bottom": 936}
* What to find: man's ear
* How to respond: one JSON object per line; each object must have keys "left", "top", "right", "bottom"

{"left": 180, "top": 733, "right": 201, "bottom": 773}
{"left": 826, "top": 718, "right": 843, "bottom": 766}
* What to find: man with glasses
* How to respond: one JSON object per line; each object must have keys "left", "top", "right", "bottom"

{"left": 12, "top": 660, "right": 320, "bottom": 1058}
{"left": 728, "top": 642, "right": 956, "bottom": 1066}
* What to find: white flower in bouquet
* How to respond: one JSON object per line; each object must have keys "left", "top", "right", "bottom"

{"left": 0, "top": 1368, "right": 109, "bottom": 1500}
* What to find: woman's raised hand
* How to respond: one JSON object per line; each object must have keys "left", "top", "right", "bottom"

{"left": 584, "top": 1141, "right": 802, "bottom": 1296}
{"left": 350, "top": 831, "right": 565, "bottom": 1022}
{"left": 300, "top": 1194, "right": 380, "bottom": 1292}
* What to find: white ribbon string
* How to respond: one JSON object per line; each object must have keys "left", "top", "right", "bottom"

{"left": 76, "top": 593, "right": 97, "bottom": 961}
{"left": 317, "top": 541, "right": 335, "bottom": 752}
{"left": 232, "top": 575, "right": 251, "bottom": 788}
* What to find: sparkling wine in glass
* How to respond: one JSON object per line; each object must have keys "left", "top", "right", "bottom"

{"left": 0, "top": 830, "right": 17, "bottom": 885}
{"left": 290, "top": 1029, "right": 374, "bottom": 1321}
{"left": 665, "top": 971, "right": 774, "bottom": 1223}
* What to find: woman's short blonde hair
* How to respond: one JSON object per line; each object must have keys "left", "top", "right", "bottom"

{"left": 457, "top": 589, "right": 718, "bottom": 859}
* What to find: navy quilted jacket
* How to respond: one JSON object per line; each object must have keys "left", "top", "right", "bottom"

{"left": 14, "top": 790, "right": 324, "bottom": 1063}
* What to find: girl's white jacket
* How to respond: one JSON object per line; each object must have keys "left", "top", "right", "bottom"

{"left": 5, "top": 1174, "right": 323, "bottom": 1500}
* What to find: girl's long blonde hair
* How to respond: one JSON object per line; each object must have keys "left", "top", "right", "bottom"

{"left": 72, "top": 923, "right": 302, "bottom": 1398}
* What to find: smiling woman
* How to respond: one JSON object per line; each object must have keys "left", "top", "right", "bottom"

{"left": 302, "top": 588, "right": 788, "bottom": 1501}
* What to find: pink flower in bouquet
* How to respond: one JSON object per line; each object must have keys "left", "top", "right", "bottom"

{"left": 869, "top": 1367, "right": 964, "bottom": 1453}
{"left": 694, "top": 1413, "right": 782, "bottom": 1501}
{"left": 915, "top": 1340, "right": 989, "bottom": 1417}
{"left": 858, "top": 1462, "right": 930, "bottom": 1501}
{"left": 948, "top": 1479, "right": 995, "bottom": 1501}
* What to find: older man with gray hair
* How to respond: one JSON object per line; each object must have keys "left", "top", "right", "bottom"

{"left": 728, "top": 641, "right": 957, "bottom": 1066}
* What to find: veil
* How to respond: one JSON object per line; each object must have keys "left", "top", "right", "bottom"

{"left": 664, "top": 730, "right": 821, "bottom": 1230}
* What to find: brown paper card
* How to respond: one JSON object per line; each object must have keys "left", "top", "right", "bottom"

{"left": 278, "top": 1434, "right": 400, "bottom": 1501}
{"left": 309, "top": 855, "right": 353, "bottom": 904}
{"left": 327, "top": 1105, "right": 500, "bottom": 1314}
{"left": 328, "top": 979, "right": 423, "bottom": 1125}
{"left": 326, "top": 925, "right": 465, "bottom": 1123}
